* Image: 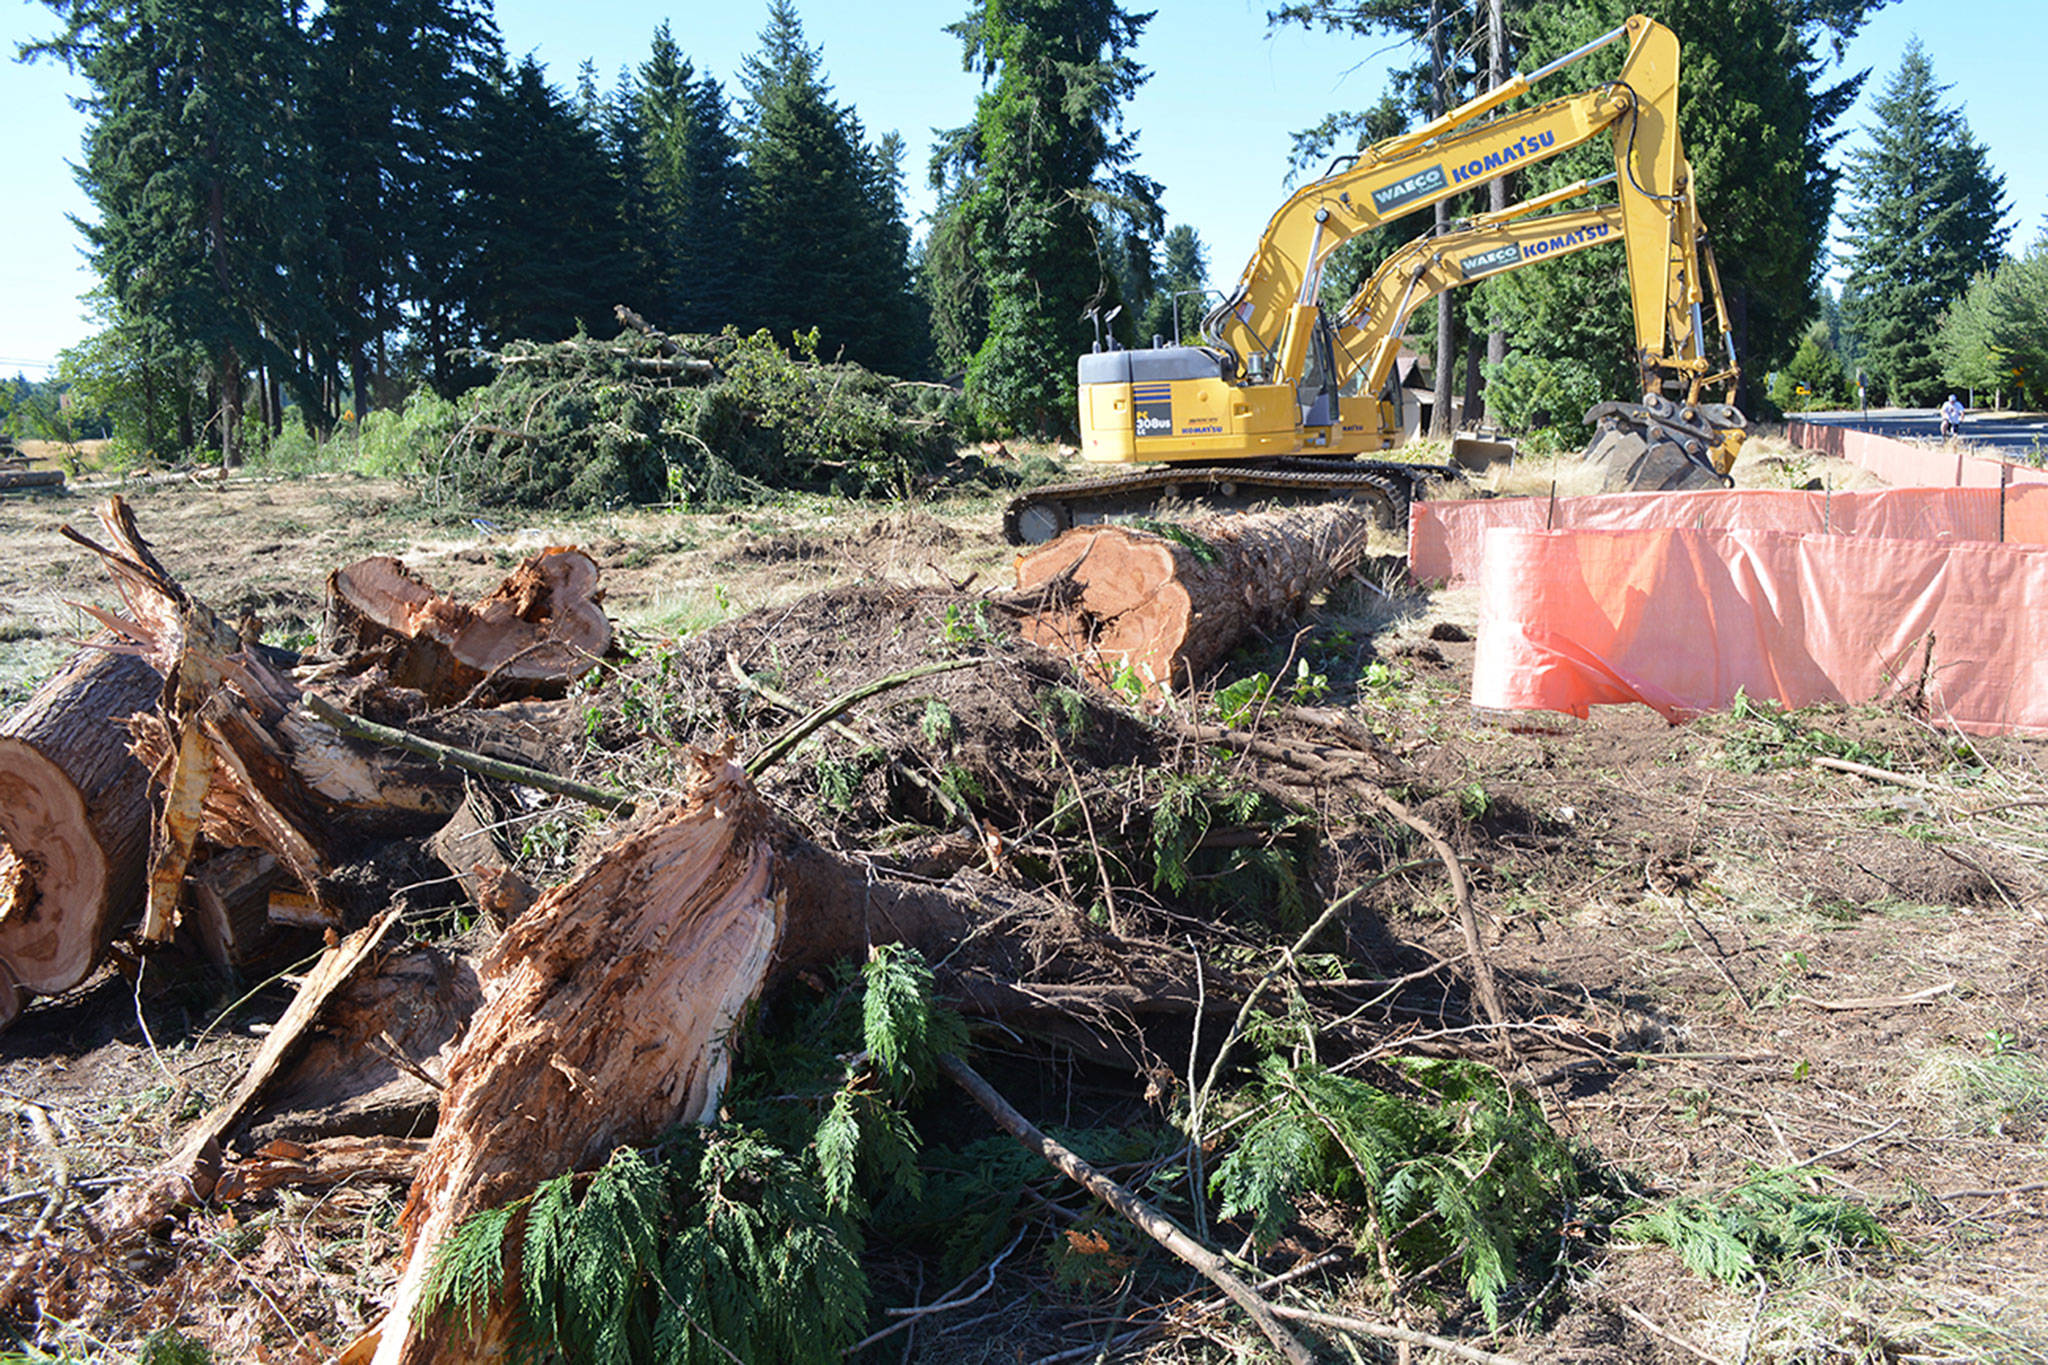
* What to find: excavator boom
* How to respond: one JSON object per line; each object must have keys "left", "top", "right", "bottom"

{"left": 1011, "top": 14, "right": 1747, "bottom": 544}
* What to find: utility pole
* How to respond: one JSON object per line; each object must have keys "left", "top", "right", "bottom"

{"left": 1486, "top": 0, "right": 1507, "bottom": 372}
{"left": 1428, "top": 0, "right": 1457, "bottom": 439}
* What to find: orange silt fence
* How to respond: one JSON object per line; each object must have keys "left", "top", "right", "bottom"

{"left": 1411, "top": 483, "right": 2048, "bottom": 586}
{"left": 1471, "top": 526, "right": 2048, "bottom": 736}
{"left": 1786, "top": 418, "right": 2048, "bottom": 491}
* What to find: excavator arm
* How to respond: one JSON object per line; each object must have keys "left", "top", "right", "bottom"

{"left": 1073, "top": 14, "right": 1736, "bottom": 474}
{"left": 1329, "top": 178, "right": 1630, "bottom": 408}
{"left": 1205, "top": 15, "right": 1690, "bottom": 393}
{"left": 1023, "top": 15, "right": 1749, "bottom": 543}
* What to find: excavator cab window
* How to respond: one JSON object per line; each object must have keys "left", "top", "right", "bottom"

{"left": 1299, "top": 309, "right": 1341, "bottom": 428}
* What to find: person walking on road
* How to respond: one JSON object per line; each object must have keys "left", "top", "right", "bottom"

{"left": 1941, "top": 393, "right": 1965, "bottom": 441}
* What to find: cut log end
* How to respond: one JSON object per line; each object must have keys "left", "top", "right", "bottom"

{"left": 0, "top": 642, "right": 159, "bottom": 1001}
{"left": 0, "top": 752, "right": 114, "bottom": 994}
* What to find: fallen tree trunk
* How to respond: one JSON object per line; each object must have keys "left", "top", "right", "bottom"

{"left": 0, "top": 642, "right": 159, "bottom": 1025}
{"left": 1013, "top": 503, "right": 1376, "bottom": 694}
{"left": 324, "top": 549, "right": 610, "bottom": 703}
{"left": 0, "top": 468, "right": 65, "bottom": 492}
{"left": 366, "top": 748, "right": 782, "bottom": 1365}
{"left": 213, "top": 1136, "right": 431, "bottom": 1201}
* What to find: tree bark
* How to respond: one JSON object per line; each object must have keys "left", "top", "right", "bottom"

{"left": 0, "top": 643, "right": 159, "bottom": 1022}
{"left": 368, "top": 749, "right": 783, "bottom": 1365}
{"left": 324, "top": 549, "right": 611, "bottom": 703}
{"left": 1012, "top": 503, "right": 1375, "bottom": 693}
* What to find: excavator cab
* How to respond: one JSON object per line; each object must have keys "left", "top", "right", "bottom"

{"left": 1075, "top": 345, "right": 1307, "bottom": 465}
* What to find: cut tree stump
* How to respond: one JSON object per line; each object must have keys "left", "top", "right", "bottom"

{"left": 325, "top": 549, "right": 610, "bottom": 703}
{"left": 365, "top": 747, "right": 782, "bottom": 1365}
{"left": 0, "top": 643, "right": 159, "bottom": 1024}
{"left": 1013, "top": 503, "right": 1377, "bottom": 693}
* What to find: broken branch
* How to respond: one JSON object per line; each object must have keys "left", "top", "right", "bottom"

{"left": 938, "top": 1051, "right": 1314, "bottom": 1365}
{"left": 302, "top": 694, "right": 633, "bottom": 815}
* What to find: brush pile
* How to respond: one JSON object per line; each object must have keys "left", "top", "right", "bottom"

{"left": 428, "top": 316, "right": 981, "bottom": 511}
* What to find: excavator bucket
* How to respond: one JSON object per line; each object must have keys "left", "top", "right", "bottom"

{"left": 1448, "top": 432, "right": 1518, "bottom": 472}
{"left": 1576, "top": 396, "right": 1743, "bottom": 492}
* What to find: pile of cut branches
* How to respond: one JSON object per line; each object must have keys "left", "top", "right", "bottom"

{"left": 430, "top": 314, "right": 976, "bottom": 510}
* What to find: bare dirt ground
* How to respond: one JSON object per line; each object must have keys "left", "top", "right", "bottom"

{"left": 0, "top": 450, "right": 2044, "bottom": 1364}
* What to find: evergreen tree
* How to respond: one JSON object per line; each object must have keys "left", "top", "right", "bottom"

{"left": 638, "top": 24, "right": 750, "bottom": 333}
{"left": 1767, "top": 320, "right": 1851, "bottom": 412}
{"left": 930, "top": 0, "right": 1161, "bottom": 434}
{"left": 1839, "top": 39, "right": 2010, "bottom": 406}
{"left": 33, "top": 0, "right": 335, "bottom": 465}
{"left": 467, "top": 57, "right": 636, "bottom": 351}
{"left": 740, "top": 2, "right": 925, "bottom": 373}
{"left": 1139, "top": 224, "right": 1210, "bottom": 346}
{"left": 307, "top": 0, "right": 502, "bottom": 418}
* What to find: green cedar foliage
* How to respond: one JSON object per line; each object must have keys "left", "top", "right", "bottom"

{"left": 739, "top": 3, "right": 927, "bottom": 376}
{"left": 930, "top": 0, "right": 1163, "bottom": 435}
{"left": 1620, "top": 1167, "right": 1891, "bottom": 1286}
{"left": 1840, "top": 39, "right": 2011, "bottom": 406}
{"left": 418, "top": 1132, "right": 866, "bottom": 1364}
{"left": 420, "top": 946, "right": 967, "bottom": 1362}
{"left": 1211, "top": 1055, "right": 1579, "bottom": 1327}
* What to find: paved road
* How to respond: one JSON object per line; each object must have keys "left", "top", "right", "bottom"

{"left": 1800, "top": 408, "right": 2048, "bottom": 461}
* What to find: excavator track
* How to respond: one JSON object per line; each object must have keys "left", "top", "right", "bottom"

{"left": 1001, "top": 459, "right": 1454, "bottom": 545}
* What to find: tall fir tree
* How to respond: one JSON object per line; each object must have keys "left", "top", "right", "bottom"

{"left": 466, "top": 56, "right": 637, "bottom": 352}
{"left": 1839, "top": 39, "right": 2009, "bottom": 406}
{"left": 638, "top": 24, "right": 750, "bottom": 333}
{"left": 34, "top": 0, "right": 335, "bottom": 464}
{"left": 307, "top": 0, "right": 501, "bottom": 416}
{"left": 1139, "top": 224, "right": 1210, "bottom": 346}
{"left": 929, "top": 0, "right": 1160, "bottom": 434}
{"left": 740, "top": 1, "right": 925, "bottom": 373}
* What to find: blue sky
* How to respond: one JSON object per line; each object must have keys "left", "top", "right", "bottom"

{"left": 2, "top": 0, "right": 2041, "bottom": 379}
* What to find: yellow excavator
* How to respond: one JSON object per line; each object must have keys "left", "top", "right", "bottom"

{"left": 1004, "top": 14, "right": 1746, "bottom": 544}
